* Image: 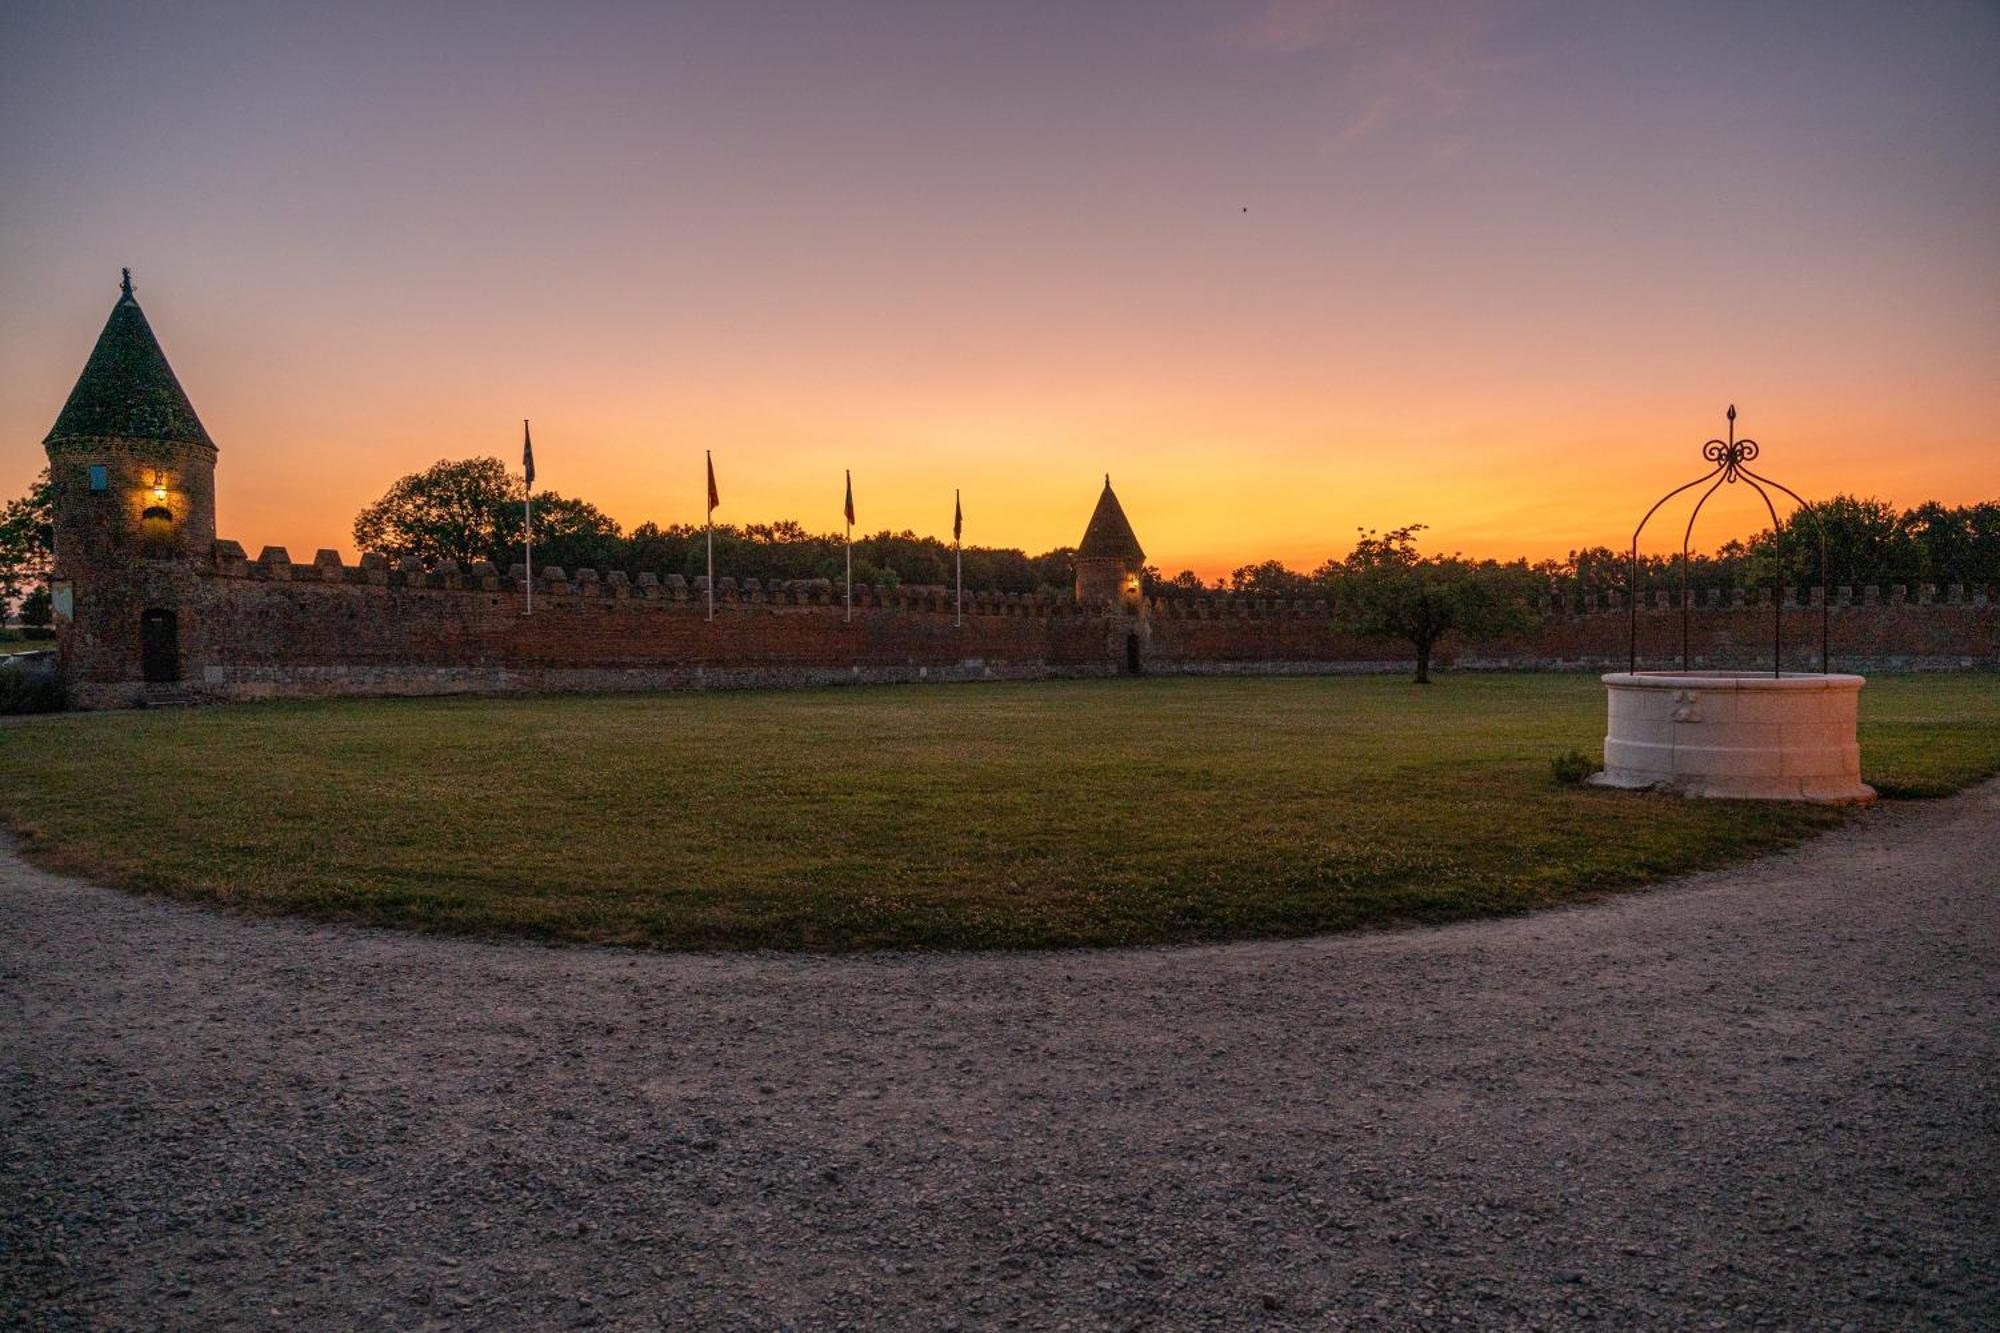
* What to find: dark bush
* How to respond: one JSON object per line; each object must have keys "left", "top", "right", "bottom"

{"left": 0, "top": 669, "right": 66, "bottom": 715}
{"left": 1550, "top": 749, "right": 1602, "bottom": 785}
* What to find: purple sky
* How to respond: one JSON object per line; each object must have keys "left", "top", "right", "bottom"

{"left": 3, "top": 1, "right": 1994, "bottom": 571}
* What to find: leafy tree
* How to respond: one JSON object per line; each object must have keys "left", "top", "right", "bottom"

{"left": 492, "top": 493, "right": 624, "bottom": 574}
{"left": 1750, "top": 494, "right": 1920, "bottom": 590}
{"left": 1897, "top": 500, "right": 2000, "bottom": 588}
{"left": 0, "top": 469, "right": 55, "bottom": 622}
{"left": 1144, "top": 566, "right": 1210, "bottom": 597}
{"left": 1331, "top": 524, "right": 1535, "bottom": 684}
{"left": 856, "top": 529, "right": 950, "bottom": 586}
{"left": 1959, "top": 502, "right": 2000, "bottom": 587}
{"left": 961, "top": 544, "right": 1057, "bottom": 595}
{"left": 353, "top": 456, "right": 623, "bottom": 574}
{"left": 1227, "top": 559, "right": 1312, "bottom": 597}
{"left": 353, "top": 457, "right": 515, "bottom": 568}
{"left": 622, "top": 521, "right": 703, "bottom": 582}
{"left": 1029, "top": 546, "right": 1074, "bottom": 593}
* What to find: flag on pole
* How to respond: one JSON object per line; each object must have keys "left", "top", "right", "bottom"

{"left": 843, "top": 470, "right": 855, "bottom": 527}
{"left": 522, "top": 420, "right": 535, "bottom": 615}
{"left": 705, "top": 451, "right": 718, "bottom": 622}
{"left": 953, "top": 491, "right": 962, "bottom": 542}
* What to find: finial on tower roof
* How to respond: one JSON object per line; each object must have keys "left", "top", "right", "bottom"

{"left": 120, "top": 267, "right": 133, "bottom": 299}
{"left": 1104, "top": 472, "right": 1111, "bottom": 487}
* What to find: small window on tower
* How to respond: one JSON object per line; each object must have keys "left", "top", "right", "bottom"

{"left": 89, "top": 464, "right": 108, "bottom": 492}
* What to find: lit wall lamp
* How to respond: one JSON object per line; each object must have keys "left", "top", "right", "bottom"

{"left": 151, "top": 473, "right": 168, "bottom": 502}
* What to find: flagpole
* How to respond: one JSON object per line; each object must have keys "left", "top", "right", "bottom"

{"left": 954, "top": 488, "right": 962, "bottom": 628}
{"left": 523, "top": 419, "right": 534, "bottom": 617}
{"left": 705, "top": 450, "right": 715, "bottom": 623}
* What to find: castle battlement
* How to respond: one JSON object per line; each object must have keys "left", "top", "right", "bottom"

{"left": 38, "top": 275, "right": 2000, "bottom": 707}
{"left": 205, "top": 539, "right": 1095, "bottom": 616}
{"left": 1140, "top": 583, "right": 1994, "bottom": 620}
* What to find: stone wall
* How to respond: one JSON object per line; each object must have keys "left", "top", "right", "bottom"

{"left": 67, "top": 543, "right": 1120, "bottom": 706}
{"left": 1144, "top": 586, "right": 1998, "bottom": 676}
{"left": 62, "top": 542, "right": 2000, "bottom": 707}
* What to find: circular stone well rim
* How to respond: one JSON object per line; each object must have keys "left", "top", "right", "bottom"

{"left": 1600, "top": 670, "right": 1867, "bottom": 691}
{"left": 1593, "top": 670, "right": 1873, "bottom": 805}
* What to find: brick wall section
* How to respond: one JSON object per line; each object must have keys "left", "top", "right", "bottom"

{"left": 1145, "top": 590, "right": 1998, "bottom": 675}
{"left": 63, "top": 544, "right": 1999, "bottom": 706}
{"left": 67, "top": 546, "right": 1125, "bottom": 706}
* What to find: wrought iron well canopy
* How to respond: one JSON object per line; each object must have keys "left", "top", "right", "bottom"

{"left": 1627, "top": 406, "right": 1830, "bottom": 676}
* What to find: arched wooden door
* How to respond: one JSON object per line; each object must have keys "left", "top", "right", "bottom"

{"left": 140, "top": 608, "right": 180, "bottom": 683}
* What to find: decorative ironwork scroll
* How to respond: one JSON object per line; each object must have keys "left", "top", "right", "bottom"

{"left": 1627, "top": 407, "right": 1830, "bottom": 677}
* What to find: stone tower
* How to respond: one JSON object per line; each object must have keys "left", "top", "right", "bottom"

{"left": 1074, "top": 475, "right": 1145, "bottom": 612}
{"left": 44, "top": 271, "right": 218, "bottom": 696}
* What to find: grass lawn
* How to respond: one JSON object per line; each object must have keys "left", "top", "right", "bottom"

{"left": 1, "top": 673, "right": 1995, "bottom": 951}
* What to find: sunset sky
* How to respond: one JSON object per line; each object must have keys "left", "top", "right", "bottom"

{"left": 2, "top": 1, "right": 1994, "bottom": 579}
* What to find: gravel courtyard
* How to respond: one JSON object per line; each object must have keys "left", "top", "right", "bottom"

{"left": 3, "top": 784, "right": 1995, "bottom": 1331}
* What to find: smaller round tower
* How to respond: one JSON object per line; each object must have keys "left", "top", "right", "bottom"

{"left": 43, "top": 271, "right": 218, "bottom": 694}
{"left": 1074, "top": 475, "right": 1145, "bottom": 612}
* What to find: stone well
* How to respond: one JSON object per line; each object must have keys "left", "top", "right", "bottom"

{"left": 1589, "top": 671, "right": 1874, "bottom": 804}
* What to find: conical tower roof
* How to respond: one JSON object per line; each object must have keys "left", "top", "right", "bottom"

{"left": 44, "top": 271, "right": 214, "bottom": 448}
{"left": 1077, "top": 475, "right": 1144, "bottom": 563}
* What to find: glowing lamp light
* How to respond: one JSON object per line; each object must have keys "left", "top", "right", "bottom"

{"left": 151, "top": 474, "right": 168, "bottom": 502}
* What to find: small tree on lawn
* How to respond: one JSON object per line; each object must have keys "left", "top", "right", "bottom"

{"left": 1330, "top": 524, "right": 1535, "bottom": 684}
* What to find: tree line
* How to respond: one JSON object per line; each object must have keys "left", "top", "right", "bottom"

{"left": 348, "top": 458, "right": 2000, "bottom": 599}
{"left": 1199, "top": 495, "right": 1999, "bottom": 603}
{"left": 348, "top": 458, "right": 1075, "bottom": 594}
{"left": 2, "top": 457, "right": 1994, "bottom": 640}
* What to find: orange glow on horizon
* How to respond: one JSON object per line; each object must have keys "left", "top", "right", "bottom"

{"left": 5, "top": 273, "right": 1993, "bottom": 584}
{"left": 2, "top": 6, "right": 1993, "bottom": 579}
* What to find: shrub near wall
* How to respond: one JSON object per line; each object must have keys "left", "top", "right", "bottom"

{"left": 0, "top": 669, "right": 65, "bottom": 714}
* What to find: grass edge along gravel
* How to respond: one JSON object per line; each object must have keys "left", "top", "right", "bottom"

{"left": 0, "top": 672, "right": 1994, "bottom": 952}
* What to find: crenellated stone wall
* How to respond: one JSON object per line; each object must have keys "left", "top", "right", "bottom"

{"left": 47, "top": 282, "right": 1994, "bottom": 709}
{"left": 58, "top": 540, "right": 1999, "bottom": 707}
{"left": 1143, "top": 584, "right": 1999, "bottom": 676}
{"left": 63, "top": 541, "right": 1122, "bottom": 707}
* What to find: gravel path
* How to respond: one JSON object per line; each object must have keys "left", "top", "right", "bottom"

{"left": 3, "top": 785, "right": 1996, "bottom": 1331}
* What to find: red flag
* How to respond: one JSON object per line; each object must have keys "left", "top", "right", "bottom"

{"left": 843, "top": 469, "right": 855, "bottom": 527}
{"left": 953, "top": 490, "right": 962, "bottom": 543}
{"left": 707, "top": 452, "right": 719, "bottom": 514}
